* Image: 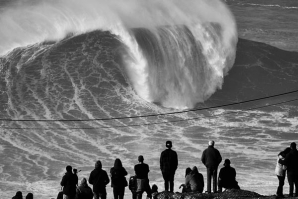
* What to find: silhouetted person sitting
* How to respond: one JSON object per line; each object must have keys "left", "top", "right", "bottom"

{"left": 61, "top": 165, "right": 78, "bottom": 199}
{"left": 279, "top": 142, "right": 298, "bottom": 197}
{"left": 75, "top": 178, "right": 93, "bottom": 199}
{"left": 151, "top": 184, "right": 159, "bottom": 199}
{"left": 218, "top": 159, "right": 240, "bottom": 192}
{"left": 89, "top": 160, "right": 110, "bottom": 199}
{"left": 160, "top": 141, "right": 178, "bottom": 192}
{"left": 134, "top": 155, "right": 151, "bottom": 199}
{"left": 12, "top": 191, "right": 23, "bottom": 199}
{"left": 25, "top": 193, "right": 33, "bottom": 199}
{"left": 179, "top": 167, "right": 192, "bottom": 193}
{"left": 110, "top": 158, "right": 128, "bottom": 199}
{"left": 185, "top": 166, "right": 204, "bottom": 193}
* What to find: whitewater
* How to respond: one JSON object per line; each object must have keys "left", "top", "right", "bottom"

{"left": 0, "top": 0, "right": 237, "bottom": 109}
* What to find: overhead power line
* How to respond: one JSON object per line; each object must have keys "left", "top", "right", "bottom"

{"left": 1, "top": 89, "right": 298, "bottom": 122}
{"left": 2, "top": 97, "right": 298, "bottom": 130}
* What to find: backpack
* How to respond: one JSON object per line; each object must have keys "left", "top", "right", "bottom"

{"left": 129, "top": 175, "right": 137, "bottom": 192}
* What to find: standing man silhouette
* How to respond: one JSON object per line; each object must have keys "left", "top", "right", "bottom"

{"left": 201, "top": 140, "right": 222, "bottom": 193}
{"left": 160, "top": 140, "right": 178, "bottom": 192}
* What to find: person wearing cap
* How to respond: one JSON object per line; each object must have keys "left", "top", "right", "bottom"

{"left": 218, "top": 159, "right": 240, "bottom": 192}
{"left": 279, "top": 142, "right": 298, "bottom": 197}
{"left": 160, "top": 140, "right": 178, "bottom": 192}
{"left": 88, "top": 160, "right": 110, "bottom": 199}
{"left": 201, "top": 140, "right": 222, "bottom": 193}
{"left": 134, "top": 155, "right": 151, "bottom": 199}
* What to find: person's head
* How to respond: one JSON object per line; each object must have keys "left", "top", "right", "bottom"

{"left": 80, "top": 177, "right": 88, "bottom": 187}
{"left": 166, "top": 141, "right": 172, "bottom": 149}
{"left": 73, "top": 168, "right": 77, "bottom": 174}
{"left": 15, "top": 191, "right": 22, "bottom": 198}
{"left": 152, "top": 184, "right": 158, "bottom": 193}
{"left": 290, "top": 142, "right": 296, "bottom": 149}
{"left": 279, "top": 147, "right": 291, "bottom": 157}
{"left": 66, "top": 165, "right": 72, "bottom": 172}
{"left": 223, "top": 159, "right": 231, "bottom": 167}
{"left": 114, "top": 158, "right": 123, "bottom": 169}
{"left": 192, "top": 166, "right": 198, "bottom": 174}
{"left": 138, "top": 155, "right": 144, "bottom": 163}
{"left": 26, "top": 192, "right": 33, "bottom": 199}
{"left": 185, "top": 167, "right": 192, "bottom": 176}
{"left": 208, "top": 140, "right": 215, "bottom": 147}
{"left": 95, "top": 160, "right": 102, "bottom": 169}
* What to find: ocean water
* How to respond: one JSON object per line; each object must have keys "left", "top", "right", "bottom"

{"left": 0, "top": 0, "right": 298, "bottom": 198}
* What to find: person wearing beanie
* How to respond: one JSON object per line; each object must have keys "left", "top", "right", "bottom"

{"left": 279, "top": 142, "right": 298, "bottom": 197}
{"left": 160, "top": 140, "right": 178, "bottom": 192}
{"left": 201, "top": 140, "right": 222, "bottom": 193}
{"left": 218, "top": 159, "right": 240, "bottom": 192}
{"left": 88, "top": 160, "right": 110, "bottom": 199}
{"left": 60, "top": 165, "right": 78, "bottom": 199}
{"left": 134, "top": 155, "right": 151, "bottom": 199}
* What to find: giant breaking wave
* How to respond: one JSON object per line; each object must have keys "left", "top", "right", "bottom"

{"left": 0, "top": 0, "right": 237, "bottom": 109}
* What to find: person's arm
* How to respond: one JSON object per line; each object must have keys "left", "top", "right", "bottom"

{"left": 123, "top": 167, "right": 128, "bottom": 176}
{"left": 104, "top": 171, "right": 110, "bottom": 186}
{"left": 174, "top": 151, "right": 178, "bottom": 170}
{"left": 217, "top": 150, "right": 222, "bottom": 167}
{"left": 279, "top": 153, "right": 290, "bottom": 166}
{"left": 201, "top": 150, "right": 206, "bottom": 165}
{"left": 60, "top": 174, "right": 66, "bottom": 186}
{"left": 160, "top": 152, "right": 164, "bottom": 171}
{"left": 88, "top": 171, "right": 94, "bottom": 185}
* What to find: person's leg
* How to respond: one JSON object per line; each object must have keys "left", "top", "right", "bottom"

{"left": 169, "top": 172, "right": 175, "bottom": 192}
{"left": 119, "top": 187, "right": 125, "bottom": 199}
{"left": 113, "top": 188, "right": 118, "bottom": 199}
{"left": 145, "top": 181, "right": 152, "bottom": 198}
{"left": 218, "top": 178, "right": 222, "bottom": 193}
{"left": 207, "top": 168, "right": 211, "bottom": 193}
{"left": 212, "top": 168, "right": 218, "bottom": 193}
{"left": 93, "top": 192, "right": 99, "bottom": 199}
{"left": 277, "top": 175, "right": 285, "bottom": 196}
{"left": 288, "top": 173, "right": 294, "bottom": 197}
{"left": 294, "top": 174, "right": 298, "bottom": 197}
{"left": 162, "top": 172, "right": 169, "bottom": 191}
{"left": 136, "top": 191, "right": 143, "bottom": 199}
{"left": 132, "top": 192, "right": 137, "bottom": 199}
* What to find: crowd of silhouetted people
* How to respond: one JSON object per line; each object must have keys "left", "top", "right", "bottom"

{"left": 11, "top": 141, "right": 298, "bottom": 199}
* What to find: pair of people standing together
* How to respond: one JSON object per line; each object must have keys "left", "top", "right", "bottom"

{"left": 275, "top": 142, "right": 298, "bottom": 197}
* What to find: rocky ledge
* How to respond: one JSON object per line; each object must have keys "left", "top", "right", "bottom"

{"left": 154, "top": 189, "right": 297, "bottom": 199}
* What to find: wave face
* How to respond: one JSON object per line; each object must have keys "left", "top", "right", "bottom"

{"left": 0, "top": 0, "right": 237, "bottom": 109}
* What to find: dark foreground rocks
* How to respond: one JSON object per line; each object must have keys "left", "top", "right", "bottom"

{"left": 154, "top": 189, "right": 298, "bottom": 199}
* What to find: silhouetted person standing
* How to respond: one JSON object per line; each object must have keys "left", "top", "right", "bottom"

{"left": 89, "top": 160, "right": 110, "bottom": 199}
{"left": 61, "top": 165, "right": 78, "bottom": 199}
{"left": 134, "top": 155, "right": 151, "bottom": 199}
{"left": 201, "top": 140, "right": 222, "bottom": 193}
{"left": 279, "top": 142, "right": 298, "bottom": 197}
{"left": 218, "top": 159, "right": 240, "bottom": 192}
{"left": 110, "top": 158, "right": 128, "bottom": 199}
{"left": 160, "top": 140, "right": 178, "bottom": 192}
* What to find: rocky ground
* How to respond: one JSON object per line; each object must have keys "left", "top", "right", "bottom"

{"left": 154, "top": 189, "right": 298, "bottom": 199}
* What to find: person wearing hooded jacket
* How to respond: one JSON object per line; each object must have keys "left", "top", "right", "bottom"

{"left": 279, "top": 142, "right": 298, "bottom": 197}
{"left": 201, "top": 140, "right": 222, "bottom": 193}
{"left": 75, "top": 178, "right": 93, "bottom": 199}
{"left": 60, "top": 165, "right": 78, "bottom": 199}
{"left": 185, "top": 166, "right": 204, "bottom": 193}
{"left": 110, "top": 158, "right": 128, "bottom": 199}
{"left": 12, "top": 191, "right": 23, "bottom": 199}
{"left": 275, "top": 148, "right": 291, "bottom": 197}
{"left": 218, "top": 159, "right": 240, "bottom": 192}
{"left": 160, "top": 140, "right": 178, "bottom": 192}
{"left": 89, "top": 160, "right": 110, "bottom": 199}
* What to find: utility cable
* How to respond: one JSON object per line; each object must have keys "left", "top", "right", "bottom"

{"left": 1, "top": 89, "right": 298, "bottom": 122}
{"left": 2, "top": 97, "right": 298, "bottom": 130}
